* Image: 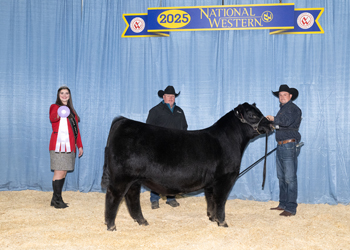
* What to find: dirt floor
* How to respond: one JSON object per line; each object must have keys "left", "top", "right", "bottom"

{"left": 0, "top": 190, "right": 349, "bottom": 250}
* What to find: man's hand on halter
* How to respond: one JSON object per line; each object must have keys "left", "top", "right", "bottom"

{"left": 266, "top": 115, "right": 274, "bottom": 121}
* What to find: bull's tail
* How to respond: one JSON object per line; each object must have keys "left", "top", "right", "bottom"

{"left": 101, "top": 116, "right": 126, "bottom": 189}
{"left": 101, "top": 146, "right": 110, "bottom": 189}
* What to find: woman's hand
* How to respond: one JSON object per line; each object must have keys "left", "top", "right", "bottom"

{"left": 78, "top": 147, "right": 83, "bottom": 157}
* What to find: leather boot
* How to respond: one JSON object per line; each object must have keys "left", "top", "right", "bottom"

{"left": 51, "top": 178, "right": 68, "bottom": 209}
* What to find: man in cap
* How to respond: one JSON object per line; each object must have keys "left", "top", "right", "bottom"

{"left": 266, "top": 84, "right": 302, "bottom": 216}
{"left": 146, "top": 85, "right": 188, "bottom": 209}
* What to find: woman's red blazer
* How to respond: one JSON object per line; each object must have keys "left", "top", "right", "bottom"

{"left": 49, "top": 104, "right": 83, "bottom": 152}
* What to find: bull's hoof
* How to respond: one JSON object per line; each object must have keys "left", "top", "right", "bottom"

{"left": 209, "top": 216, "right": 216, "bottom": 222}
{"left": 141, "top": 220, "right": 149, "bottom": 226}
{"left": 107, "top": 225, "right": 117, "bottom": 231}
{"left": 136, "top": 219, "right": 149, "bottom": 226}
{"left": 217, "top": 221, "right": 228, "bottom": 227}
{"left": 208, "top": 213, "right": 216, "bottom": 222}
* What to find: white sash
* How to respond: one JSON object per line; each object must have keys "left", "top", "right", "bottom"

{"left": 55, "top": 118, "right": 71, "bottom": 152}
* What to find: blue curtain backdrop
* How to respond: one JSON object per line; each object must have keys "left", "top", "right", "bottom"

{"left": 1, "top": 0, "right": 349, "bottom": 205}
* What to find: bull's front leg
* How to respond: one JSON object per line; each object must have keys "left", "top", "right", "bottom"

{"left": 214, "top": 200, "right": 228, "bottom": 227}
{"left": 212, "top": 174, "right": 237, "bottom": 227}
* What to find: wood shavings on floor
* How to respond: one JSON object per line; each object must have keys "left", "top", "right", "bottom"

{"left": 0, "top": 190, "right": 349, "bottom": 249}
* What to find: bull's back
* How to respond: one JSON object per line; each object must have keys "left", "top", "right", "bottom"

{"left": 111, "top": 119, "right": 220, "bottom": 162}
{"left": 108, "top": 118, "right": 224, "bottom": 187}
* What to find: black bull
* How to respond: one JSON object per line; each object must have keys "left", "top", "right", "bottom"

{"left": 101, "top": 102, "right": 273, "bottom": 231}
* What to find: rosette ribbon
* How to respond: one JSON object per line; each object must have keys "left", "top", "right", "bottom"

{"left": 55, "top": 106, "right": 71, "bottom": 152}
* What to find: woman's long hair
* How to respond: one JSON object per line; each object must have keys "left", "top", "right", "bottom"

{"left": 55, "top": 86, "right": 80, "bottom": 122}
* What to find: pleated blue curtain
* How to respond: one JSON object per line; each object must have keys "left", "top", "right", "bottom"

{"left": 0, "top": 0, "right": 81, "bottom": 190}
{"left": 1, "top": 0, "right": 349, "bottom": 205}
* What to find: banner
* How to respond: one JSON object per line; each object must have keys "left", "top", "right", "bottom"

{"left": 122, "top": 4, "right": 324, "bottom": 38}
{"left": 122, "top": 13, "right": 169, "bottom": 38}
{"left": 270, "top": 8, "right": 324, "bottom": 35}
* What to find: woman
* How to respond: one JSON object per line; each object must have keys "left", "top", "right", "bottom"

{"left": 49, "top": 86, "right": 83, "bottom": 209}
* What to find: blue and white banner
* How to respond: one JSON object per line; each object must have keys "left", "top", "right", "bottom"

{"left": 122, "top": 13, "right": 169, "bottom": 38}
{"left": 122, "top": 4, "right": 324, "bottom": 38}
{"left": 270, "top": 8, "right": 324, "bottom": 35}
{"left": 147, "top": 4, "right": 295, "bottom": 31}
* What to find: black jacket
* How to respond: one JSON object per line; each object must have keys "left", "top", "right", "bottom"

{"left": 146, "top": 102, "right": 188, "bottom": 131}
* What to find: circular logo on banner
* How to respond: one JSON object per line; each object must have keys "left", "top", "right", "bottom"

{"left": 261, "top": 11, "right": 273, "bottom": 23}
{"left": 130, "top": 17, "right": 145, "bottom": 33}
{"left": 297, "top": 12, "right": 314, "bottom": 29}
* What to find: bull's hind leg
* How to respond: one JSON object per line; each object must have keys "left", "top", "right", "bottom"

{"left": 124, "top": 182, "right": 149, "bottom": 226}
{"left": 204, "top": 187, "right": 216, "bottom": 222}
{"left": 105, "top": 184, "right": 128, "bottom": 231}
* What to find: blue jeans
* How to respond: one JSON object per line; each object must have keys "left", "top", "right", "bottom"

{"left": 276, "top": 141, "right": 300, "bottom": 215}
{"left": 150, "top": 191, "right": 175, "bottom": 202}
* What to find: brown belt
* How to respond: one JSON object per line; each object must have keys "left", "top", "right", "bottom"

{"left": 278, "top": 139, "right": 296, "bottom": 145}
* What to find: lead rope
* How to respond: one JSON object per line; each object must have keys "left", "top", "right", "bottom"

{"left": 262, "top": 133, "right": 268, "bottom": 190}
{"left": 236, "top": 113, "right": 273, "bottom": 189}
{"left": 237, "top": 135, "right": 276, "bottom": 190}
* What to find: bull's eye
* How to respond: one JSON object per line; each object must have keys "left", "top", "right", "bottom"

{"left": 236, "top": 111, "right": 239, "bottom": 115}
{"left": 249, "top": 114, "right": 258, "bottom": 119}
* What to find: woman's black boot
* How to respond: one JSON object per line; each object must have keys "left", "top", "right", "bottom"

{"left": 51, "top": 178, "right": 68, "bottom": 209}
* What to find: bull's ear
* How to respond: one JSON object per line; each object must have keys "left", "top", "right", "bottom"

{"left": 252, "top": 103, "right": 256, "bottom": 107}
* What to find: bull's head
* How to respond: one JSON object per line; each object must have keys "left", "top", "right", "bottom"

{"left": 234, "top": 103, "right": 273, "bottom": 135}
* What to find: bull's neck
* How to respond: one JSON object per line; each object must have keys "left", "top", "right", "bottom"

{"left": 210, "top": 111, "right": 253, "bottom": 154}
{"left": 227, "top": 121, "right": 251, "bottom": 155}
